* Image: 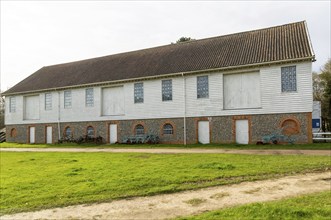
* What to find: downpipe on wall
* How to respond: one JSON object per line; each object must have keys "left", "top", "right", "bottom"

{"left": 182, "top": 73, "right": 187, "bottom": 145}
{"left": 57, "top": 91, "right": 61, "bottom": 140}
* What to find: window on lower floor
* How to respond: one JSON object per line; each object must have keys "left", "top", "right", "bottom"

{"left": 87, "top": 126, "right": 94, "bottom": 138}
{"left": 10, "top": 128, "right": 17, "bottom": 137}
{"left": 65, "top": 127, "right": 72, "bottom": 137}
{"left": 135, "top": 124, "right": 144, "bottom": 135}
{"left": 163, "top": 124, "right": 173, "bottom": 134}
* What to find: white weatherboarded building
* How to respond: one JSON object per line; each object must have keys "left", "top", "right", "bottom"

{"left": 4, "top": 21, "right": 315, "bottom": 144}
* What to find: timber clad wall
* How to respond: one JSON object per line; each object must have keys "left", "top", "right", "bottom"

{"left": 5, "top": 62, "right": 312, "bottom": 125}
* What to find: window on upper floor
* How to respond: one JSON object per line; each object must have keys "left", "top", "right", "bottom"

{"left": 9, "top": 97, "right": 16, "bottom": 113}
{"left": 134, "top": 83, "right": 144, "bottom": 103}
{"left": 197, "top": 76, "right": 209, "bottom": 99}
{"left": 163, "top": 123, "right": 174, "bottom": 135}
{"left": 85, "top": 88, "right": 94, "bottom": 107}
{"left": 45, "top": 93, "right": 52, "bottom": 110}
{"left": 64, "top": 90, "right": 72, "bottom": 109}
{"left": 281, "top": 66, "right": 297, "bottom": 92}
{"left": 162, "top": 79, "right": 173, "bottom": 101}
{"left": 135, "top": 124, "right": 144, "bottom": 135}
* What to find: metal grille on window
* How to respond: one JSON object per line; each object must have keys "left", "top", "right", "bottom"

{"left": 163, "top": 124, "right": 173, "bottom": 134}
{"left": 135, "top": 124, "right": 144, "bottom": 135}
{"left": 45, "top": 93, "right": 52, "bottom": 110}
{"left": 9, "top": 97, "right": 16, "bottom": 113}
{"left": 134, "top": 83, "right": 144, "bottom": 103}
{"left": 65, "top": 127, "right": 72, "bottom": 137}
{"left": 87, "top": 126, "right": 94, "bottom": 138}
{"left": 197, "top": 76, "right": 209, "bottom": 98}
{"left": 162, "top": 80, "right": 172, "bottom": 101}
{"left": 86, "top": 88, "right": 94, "bottom": 107}
{"left": 64, "top": 91, "right": 72, "bottom": 108}
{"left": 281, "top": 66, "right": 297, "bottom": 92}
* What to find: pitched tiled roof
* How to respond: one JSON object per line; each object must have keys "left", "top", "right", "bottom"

{"left": 4, "top": 21, "right": 314, "bottom": 95}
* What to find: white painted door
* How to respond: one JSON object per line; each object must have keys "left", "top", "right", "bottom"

{"left": 46, "top": 126, "right": 52, "bottom": 144}
{"left": 198, "top": 121, "right": 210, "bottom": 144}
{"left": 109, "top": 124, "right": 118, "bottom": 144}
{"left": 29, "top": 127, "right": 35, "bottom": 144}
{"left": 236, "top": 120, "right": 249, "bottom": 144}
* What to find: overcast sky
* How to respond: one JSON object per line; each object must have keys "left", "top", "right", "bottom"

{"left": 1, "top": 0, "right": 330, "bottom": 91}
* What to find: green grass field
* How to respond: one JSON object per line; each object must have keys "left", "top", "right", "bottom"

{"left": 0, "top": 142, "right": 330, "bottom": 150}
{"left": 1, "top": 152, "right": 330, "bottom": 215}
{"left": 178, "top": 191, "right": 331, "bottom": 220}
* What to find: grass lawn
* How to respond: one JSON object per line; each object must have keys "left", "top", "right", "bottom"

{"left": 178, "top": 191, "right": 331, "bottom": 220}
{"left": 0, "top": 142, "right": 330, "bottom": 150}
{"left": 1, "top": 152, "right": 330, "bottom": 215}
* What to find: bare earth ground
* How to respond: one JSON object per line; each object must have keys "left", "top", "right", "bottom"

{"left": 2, "top": 172, "right": 330, "bottom": 220}
{"left": 1, "top": 147, "right": 331, "bottom": 155}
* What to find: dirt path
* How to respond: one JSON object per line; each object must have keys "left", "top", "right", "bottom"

{"left": 2, "top": 172, "right": 330, "bottom": 220}
{"left": 1, "top": 147, "right": 330, "bottom": 155}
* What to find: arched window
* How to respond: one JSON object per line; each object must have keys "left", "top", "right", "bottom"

{"left": 65, "top": 127, "right": 72, "bottom": 137}
{"left": 87, "top": 126, "right": 94, "bottom": 138}
{"left": 163, "top": 124, "right": 173, "bottom": 134}
{"left": 135, "top": 124, "right": 144, "bottom": 135}
{"left": 10, "top": 128, "right": 17, "bottom": 137}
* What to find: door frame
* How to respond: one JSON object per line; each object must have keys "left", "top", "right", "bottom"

{"left": 195, "top": 117, "right": 211, "bottom": 144}
{"left": 28, "top": 126, "right": 36, "bottom": 144}
{"left": 107, "top": 121, "right": 119, "bottom": 144}
{"left": 232, "top": 115, "right": 252, "bottom": 144}
{"left": 45, "top": 126, "right": 53, "bottom": 144}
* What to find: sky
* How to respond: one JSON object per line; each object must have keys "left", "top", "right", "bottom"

{"left": 0, "top": 0, "right": 330, "bottom": 91}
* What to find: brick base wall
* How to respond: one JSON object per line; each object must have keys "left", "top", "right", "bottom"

{"left": 6, "top": 112, "right": 312, "bottom": 144}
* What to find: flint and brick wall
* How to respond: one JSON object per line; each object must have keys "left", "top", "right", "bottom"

{"left": 6, "top": 112, "right": 312, "bottom": 144}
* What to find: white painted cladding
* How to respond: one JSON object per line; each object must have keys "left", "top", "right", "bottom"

{"left": 5, "top": 61, "right": 313, "bottom": 125}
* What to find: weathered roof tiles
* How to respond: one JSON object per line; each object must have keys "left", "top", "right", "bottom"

{"left": 4, "top": 21, "right": 314, "bottom": 95}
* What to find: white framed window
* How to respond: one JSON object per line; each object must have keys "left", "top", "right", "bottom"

{"left": 65, "top": 127, "right": 72, "bottom": 137}
{"left": 45, "top": 93, "right": 52, "bottom": 110}
{"left": 64, "top": 90, "right": 72, "bottom": 109}
{"left": 162, "top": 79, "right": 172, "bottom": 101}
{"left": 135, "top": 124, "right": 144, "bottom": 135}
{"left": 281, "top": 66, "right": 297, "bottom": 92}
{"left": 85, "top": 88, "right": 94, "bottom": 107}
{"left": 9, "top": 97, "right": 16, "bottom": 113}
{"left": 87, "top": 126, "right": 94, "bottom": 138}
{"left": 163, "top": 124, "right": 173, "bottom": 134}
{"left": 134, "top": 83, "right": 144, "bottom": 103}
{"left": 197, "top": 76, "right": 209, "bottom": 99}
